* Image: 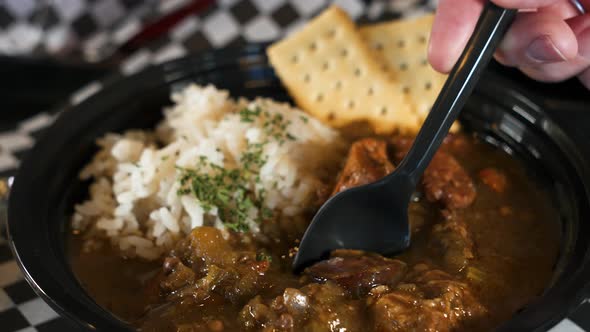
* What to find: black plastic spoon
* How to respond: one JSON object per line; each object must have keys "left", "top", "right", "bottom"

{"left": 293, "top": 3, "right": 517, "bottom": 272}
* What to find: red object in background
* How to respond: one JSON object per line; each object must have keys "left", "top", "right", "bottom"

{"left": 118, "top": 0, "right": 215, "bottom": 55}
{"left": 0, "top": 0, "right": 216, "bottom": 124}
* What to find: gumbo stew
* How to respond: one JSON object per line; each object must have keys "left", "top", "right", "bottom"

{"left": 70, "top": 133, "right": 561, "bottom": 332}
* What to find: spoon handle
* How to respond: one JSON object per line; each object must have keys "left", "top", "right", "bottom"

{"left": 396, "top": 3, "right": 517, "bottom": 182}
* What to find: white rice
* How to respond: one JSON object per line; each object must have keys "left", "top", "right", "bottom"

{"left": 72, "top": 84, "right": 345, "bottom": 260}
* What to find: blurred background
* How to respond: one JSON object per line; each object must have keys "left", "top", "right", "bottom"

{"left": 0, "top": 0, "right": 588, "bottom": 176}
{"left": 0, "top": 0, "right": 438, "bottom": 126}
{"left": 0, "top": 0, "right": 435, "bottom": 62}
{"left": 0, "top": 0, "right": 445, "bottom": 177}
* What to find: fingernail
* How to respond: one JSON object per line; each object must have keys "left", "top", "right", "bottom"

{"left": 526, "top": 35, "right": 568, "bottom": 63}
{"left": 579, "top": 28, "right": 590, "bottom": 61}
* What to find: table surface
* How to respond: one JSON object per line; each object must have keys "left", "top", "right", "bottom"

{"left": 1, "top": 0, "right": 590, "bottom": 331}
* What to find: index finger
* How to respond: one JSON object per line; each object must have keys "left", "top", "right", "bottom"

{"left": 428, "top": 0, "right": 484, "bottom": 73}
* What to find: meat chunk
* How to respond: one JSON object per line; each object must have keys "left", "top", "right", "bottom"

{"left": 372, "top": 289, "right": 452, "bottom": 332}
{"left": 160, "top": 257, "right": 196, "bottom": 292}
{"left": 156, "top": 227, "right": 274, "bottom": 304}
{"left": 332, "top": 138, "right": 395, "bottom": 195}
{"left": 304, "top": 250, "right": 407, "bottom": 296}
{"left": 430, "top": 210, "right": 476, "bottom": 272}
{"left": 239, "top": 282, "right": 363, "bottom": 332}
{"left": 370, "top": 264, "right": 487, "bottom": 332}
{"left": 392, "top": 137, "right": 476, "bottom": 209}
{"left": 239, "top": 287, "right": 317, "bottom": 331}
{"left": 390, "top": 136, "right": 413, "bottom": 164}
{"left": 423, "top": 152, "right": 476, "bottom": 209}
{"left": 478, "top": 167, "right": 507, "bottom": 193}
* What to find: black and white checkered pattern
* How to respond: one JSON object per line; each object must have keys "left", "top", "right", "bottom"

{"left": 1, "top": 0, "right": 589, "bottom": 331}
{"left": 0, "top": 237, "right": 81, "bottom": 332}
{"left": 0, "top": 0, "right": 161, "bottom": 61}
{"left": 0, "top": 112, "right": 55, "bottom": 177}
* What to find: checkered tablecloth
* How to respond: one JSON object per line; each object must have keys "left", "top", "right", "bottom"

{"left": 0, "top": 0, "right": 155, "bottom": 61}
{"left": 1, "top": 0, "right": 590, "bottom": 331}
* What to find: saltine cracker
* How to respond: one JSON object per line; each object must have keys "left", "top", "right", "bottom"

{"left": 360, "top": 15, "right": 456, "bottom": 131}
{"left": 267, "top": 6, "right": 416, "bottom": 134}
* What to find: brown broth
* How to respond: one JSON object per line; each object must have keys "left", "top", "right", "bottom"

{"left": 69, "top": 135, "right": 561, "bottom": 331}
{"left": 68, "top": 239, "right": 160, "bottom": 322}
{"left": 400, "top": 138, "right": 561, "bottom": 328}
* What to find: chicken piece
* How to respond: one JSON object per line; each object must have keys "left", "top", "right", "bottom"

{"left": 304, "top": 249, "right": 407, "bottom": 296}
{"left": 239, "top": 282, "right": 363, "bottom": 332}
{"left": 160, "top": 257, "right": 196, "bottom": 292}
{"left": 370, "top": 264, "right": 487, "bottom": 332}
{"left": 156, "top": 227, "right": 273, "bottom": 305}
{"left": 423, "top": 152, "right": 476, "bottom": 209}
{"left": 392, "top": 137, "right": 476, "bottom": 209}
{"left": 332, "top": 138, "right": 395, "bottom": 196}
{"left": 390, "top": 136, "right": 413, "bottom": 164}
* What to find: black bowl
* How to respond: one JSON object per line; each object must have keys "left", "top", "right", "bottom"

{"left": 7, "top": 44, "right": 590, "bottom": 331}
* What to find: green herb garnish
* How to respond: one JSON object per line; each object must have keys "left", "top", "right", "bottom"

{"left": 262, "top": 113, "right": 295, "bottom": 145}
{"left": 177, "top": 145, "right": 272, "bottom": 232}
{"left": 239, "top": 107, "right": 262, "bottom": 123}
{"left": 175, "top": 108, "right": 304, "bottom": 232}
{"left": 256, "top": 252, "right": 273, "bottom": 263}
{"left": 241, "top": 143, "right": 266, "bottom": 175}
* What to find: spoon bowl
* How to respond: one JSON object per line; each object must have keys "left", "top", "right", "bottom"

{"left": 293, "top": 172, "right": 414, "bottom": 271}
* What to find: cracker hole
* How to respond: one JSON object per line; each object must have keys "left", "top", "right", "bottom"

{"left": 309, "top": 42, "right": 317, "bottom": 51}
{"left": 402, "top": 86, "right": 410, "bottom": 94}
{"left": 303, "top": 74, "right": 311, "bottom": 83}
{"left": 380, "top": 107, "right": 388, "bottom": 115}
{"left": 397, "top": 40, "right": 406, "bottom": 48}
{"left": 328, "top": 112, "right": 336, "bottom": 120}
{"left": 335, "top": 81, "right": 342, "bottom": 90}
{"left": 421, "top": 58, "right": 428, "bottom": 66}
{"left": 425, "top": 82, "right": 432, "bottom": 91}
{"left": 354, "top": 68, "right": 362, "bottom": 77}
{"left": 327, "top": 29, "right": 336, "bottom": 38}
{"left": 367, "top": 87, "right": 374, "bottom": 96}
{"left": 316, "top": 93, "right": 324, "bottom": 102}
{"left": 381, "top": 64, "right": 389, "bottom": 71}
{"left": 340, "top": 48, "right": 349, "bottom": 57}
{"left": 399, "top": 63, "right": 408, "bottom": 71}
{"left": 347, "top": 100, "right": 355, "bottom": 109}
{"left": 291, "top": 54, "right": 299, "bottom": 63}
{"left": 322, "top": 62, "right": 329, "bottom": 71}
{"left": 418, "top": 35, "right": 427, "bottom": 44}
{"left": 374, "top": 42, "right": 384, "bottom": 51}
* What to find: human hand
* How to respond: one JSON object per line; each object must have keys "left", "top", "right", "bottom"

{"left": 428, "top": 0, "right": 590, "bottom": 89}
